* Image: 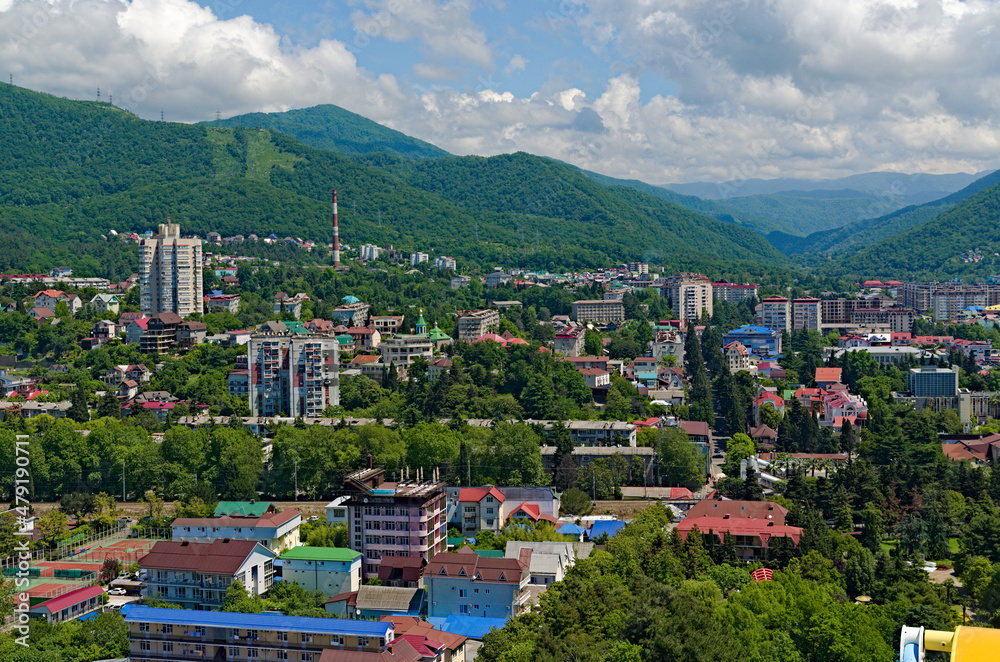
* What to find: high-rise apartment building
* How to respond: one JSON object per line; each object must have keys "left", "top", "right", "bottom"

{"left": 248, "top": 335, "right": 339, "bottom": 417}
{"left": 139, "top": 223, "right": 203, "bottom": 317}
{"left": 667, "top": 273, "right": 713, "bottom": 322}
{"left": 792, "top": 297, "right": 822, "bottom": 331}
{"left": 759, "top": 297, "right": 791, "bottom": 332}
{"left": 712, "top": 280, "right": 759, "bottom": 303}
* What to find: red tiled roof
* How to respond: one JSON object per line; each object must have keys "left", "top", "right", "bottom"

{"left": 324, "top": 591, "right": 358, "bottom": 606}
{"left": 377, "top": 556, "right": 425, "bottom": 583}
{"left": 425, "top": 551, "right": 526, "bottom": 585}
{"left": 171, "top": 509, "right": 300, "bottom": 530}
{"left": 31, "top": 585, "right": 104, "bottom": 614}
{"left": 458, "top": 487, "right": 505, "bottom": 504}
{"left": 352, "top": 355, "right": 382, "bottom": 364}
{"left": 677, "top": 516, "right": 802, "bottom": 546}
{"left": 686, "top": 500, "right": 788, "bottom": 524}
{"left": 139, "top": 539, "right": 266, "bottom": 575}
{"left": 814, "top": 367, "right": 843, "bottom": 383}
{"left": 505, "top": 502, "right": 558, "bottom": 524}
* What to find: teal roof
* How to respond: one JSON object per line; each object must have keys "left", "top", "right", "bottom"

{"left": 280, "top": 546, "right": 361, "bottom": 562}
{"left": 213, "top": 501, "right": 275, "bottom": 517}
{"left": 474, "top": 549, "right": 504, "bottom": 558}
{"left": 126, "top": 606, "right": 390, "bottom": 639}
{"left": 336, "top": 334, "right": 354, "bottom": 344}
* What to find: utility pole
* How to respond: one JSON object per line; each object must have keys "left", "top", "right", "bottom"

{"left": 467, "top": 456, "right": 471, "bottom": 487}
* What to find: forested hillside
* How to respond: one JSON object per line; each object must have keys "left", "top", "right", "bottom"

{"left": 0, "top": 83, "right": 788, "bottom": 276}
{"left": 773, "top": 169, "right": 1000, "bottom": 256}
{"left": 836, "top": 180, "right": 1000, "bottom": 278}
{"left": 201, "top": 104, "right": 450, "bottom": 160}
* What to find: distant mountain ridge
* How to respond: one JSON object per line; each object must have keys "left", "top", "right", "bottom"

{"left": 0, "top": 83, "right": 788, "bottom": 277}
{"left": 202, "top": 104, "right": 451, "bottom": 160}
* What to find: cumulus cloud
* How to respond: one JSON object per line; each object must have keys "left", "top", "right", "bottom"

{"left": 1, "top": 0, "right": 998, "bottom": 185}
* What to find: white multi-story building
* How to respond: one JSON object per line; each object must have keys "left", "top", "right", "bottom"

{"left": 359, "top": 243, "right": 381, "bottom": 261}
{"left": 139, "top": 223, "right": 203, "bottom": 317}
{"left": 668, "top": 273, "right": 714, "bottom": 322}
{"left": 759, "top": 297, "right": 791, "bottom": 332}
{"left": 410, "top": 252, "right": 429, "bottom": 266}
{"left": 434, "top": 256, "right": 457, "bottom": 270}
{"left": 457, "top": 309, "right": 501, "bottom": 342}
{"left": 712, "top": 280, "right": 759, "bottom": 303}
{"left": 170, "top": 510, "right": 303, "bottom": 553}
{"left": 792, "top": 297, "right": 823, "bottom": 331}
{"left": 571, "top": 300, "right": 626, "bottom": 324}
{"left": 379, "top": 335, "right": 434, "bottom": 367}
{"left": 247, "top": 335, "right": 339, "bottom": 417}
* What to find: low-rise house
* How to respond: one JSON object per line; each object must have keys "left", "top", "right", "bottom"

{"left": 176, "top": 321, "right": 207, "bottom": 350}
{"left": 425, "top": 546, "right": 531, "bottom": 619}
{"left": 331, "top": 301, "right": 371, "bottom": 327}
{"left": 504, "top": 541, "right": 589, "bottom": 587}
{"left": 724, "top": 341, "right": 752, "bottom": 373}
{"left": 347, "top": 327, "right": 382, "bottom": 350}
{"left": 376, "top": 556, "right": 427, "bottom": 589}
{"left": 456, "top": 487, "right": 506, "bottom": 535}
{"left": 281, "top": 546, "right": 361, "bottom": 598}
{"left": 204, "top": 292, "right": 241, "bottom": 314}
{"left": 325, "top": 585, "right": 426, "bottom": 619}
{"left": 29, "top": 307, "right": 55, "bottom": 322}
{"left": 140, "top": 312, "right": 182, "bottom": 354}
{"left": 33, "top": 289, "right": 81, "bottom": 315}
{"left": 118, "top": 379, "right": 140, "bottom": 400}
{"left": 451, "top": 275, "right": 472, "bottom": 289}
{"left": 540, "top": 446, "right": 656, "bottom": 485}
{"left": 27, "top": 585, "right": 104, "bottom": 624}
{"left": 89, "top": 293, "right": 121, "bottom": 314}
{"left": 676, "top": 517, "right": 803, "bottom": 560}
{"left": 274, "top": 292, "right": 310, "bottom": 320}
{"left": 380, "top": 616, "right": 468, "bottom": 662}
{"left": 352, "top": 354, "right": 389, "bottom": 381}
{"left": 428, "top": 358, "right": 453, "bottom": 381}
{"left": 170, "top": 509, "right": 302, "bottom": 553}
{"left": 579, "top": 367, "right": 611, "bottom": 389}
{"left": 139, "top": 539, "right": 277, "bottom": 609}
{"left": 92, "top": 319, "right": 119, "bottom": 341}
{"left": 20, "top": 401, "right": 72, "bottom": 419}
{"left": 125, "top": 318, "right": 150, "bottom": 345}
{"left": 125, "top": 605, "right": 395, "bottom": 660}
{"left": 370, "top": 315, "right": 404, "bottom": 336}
{"left": 686, "top": 499, "right": 788, "bottom": 525}
{"left": 379, "top": 335, "right": 434, "bottom": 367}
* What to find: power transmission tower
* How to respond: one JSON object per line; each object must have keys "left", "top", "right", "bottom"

{"left": 216, "top": 108, "right": 221, "bottom": 121}
{"left": 160, "top": 110, "right": 164, "bottom": 121}
{"left": 96, "top": 86, "right": 100, "bottom": 100}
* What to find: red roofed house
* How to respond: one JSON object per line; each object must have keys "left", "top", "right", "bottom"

{"left": 754, "top": 391, "right": 785, "bottom": 424}
{"left": 27, "top": 585, "right": 105, "bottom": 623}
{"left": 457, "top": 487, "right": 506, "bottom": 534}
{"left": 686, "top": 499, "right": 788, "bottom": 525}
{"left": 425, "top": 546, "right": 530, "bottom": 618}
{"left": 677, "top": 517, "right": 802, "bottom": 560}
{"left": 380, "top": 616, "right": 468, "bottom": 662}
{"left": 139, "top": 539, "right": 277, "bottom": 609}
{"left": 347, "top": 326, "right": 382, "bottom": 350}
{"left": 28, "top": 307, "right": 55, "bottom": 322}
{"left": 33, "top": 289, "right": 81, "bottom": 315}
{"left": 170, "top": 509, "right": 303, "bottom": 552}
{"left": 505, "top": 502, "right": 558, "bottom": 526}
{"left": 814, "top": 367, "right": 843, "bottom": 390}
{"left": 377, "top": 556, "right": 427, "bottom": 588}
{"left": 578, "top": 367, "right": 611, "bottom": 388}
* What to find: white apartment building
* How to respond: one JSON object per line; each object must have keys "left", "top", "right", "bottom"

{"left": 139, "top": 223, "right": 204, "bottom": 317}
{"left": 457, "top": 309, "right": 501, "bottom": 342}
{"left": 359, "top": 244, "right": 381, "bottom": 261}
{"left": 571, "top": 300, "right": 626, "bottom": 324}
{"left": 792, "top": 297, "right": 822, "bottom": 331}
{"left": 410, "top": 252, "right": 429, "bottom": 266}
{"left": 434, "top": 256, "right": 457, "bottom": 270}
{"left": 759, "top": 297, "right": 791, "bottom": 332}
{"left": 379, "top": 335, "right": 434, "bottom": 366}
{"left": 668, "top": 273, "right": 713, "bottom": 322}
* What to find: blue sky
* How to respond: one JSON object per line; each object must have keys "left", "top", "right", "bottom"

{"left": 2, "top": 0, "right": 999, "bottom": 184}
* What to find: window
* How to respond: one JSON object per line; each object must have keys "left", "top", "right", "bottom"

{"left": 162, "top": 624, "right": 173, "bottom": 634}
{"left": 139, "top": 623, "right": 149, "bottom": 633}
{"left": 195, "top": 644, "right": 206, "bottom": 654}
{"left": 474, "top": 604, "right": 480, "bottom": 610}
{"left": 247, "top": 629, "right": 259, "bottom": 640}
{"left": 139, "top": 641, "right": 150, "bottom": 652}
{"left": 459, "top": 589, "right": 467, "bottom": 598}
{"left": 400, "top": 508, "right": 409, "bottom": 516}
{"left": 277, "top": 631, "right": 288, "bottom": 642}
{"left": 474, "top": 588, "right": 479, "bottom": 594}
{"left": 332, "top": 635, "right": 344, "bottom": 645}
{"left": 195, "top": 626, "right": 205, "bottom": 637}
{"left": 459, "top": 604, "right": 469, "bottom": 614}
{"left": 228, "top": 647, "right": 240, "bottom": 657}
{"left": 301, "top": 633, "right": 313, "bottom": 643}
{"left": 277, "top": 652, "right": 288, "bottom": 661}
{"left": 163, "top": 642, "right": 174, "bottom": 653}
{"left": 247, "top": 649, "right": 259, "bottom": 659}
{"left": 302, "top": 654, "right": 314, "bottom": 662}
{"left": 486, "top": 508, "right": 494, "bottom": 515}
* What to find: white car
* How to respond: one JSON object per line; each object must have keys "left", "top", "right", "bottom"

{"left": 108, "top": 587, "right": 127, "bottom": 596}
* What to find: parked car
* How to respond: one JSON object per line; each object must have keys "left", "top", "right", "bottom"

{"left": 108, "top": 587, "right": 127, "bottom": 596}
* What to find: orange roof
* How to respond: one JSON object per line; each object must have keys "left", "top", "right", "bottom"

{"left": 815, "top": 367, "right": 843, "bottom": 383}
{"left": 458, "top": 487, "right": 505, "bottom": 504}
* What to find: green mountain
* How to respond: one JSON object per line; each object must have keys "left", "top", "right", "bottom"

{"left": 201, "top": 105, "right": 450, "bottom": 160}
{"left": 835, "top": 179, "right": 1000, "bottom": 278}
{"left": 772, "top": 169, "right": 1000, "bottom": 255}
{"left": 0, "top": 83, "right": 787, "bottom": 278}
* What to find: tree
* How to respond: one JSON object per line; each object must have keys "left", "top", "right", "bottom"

{"left": 759, "top": 402, "right": 782, "bottom": 430}
{"left": 583, "top": 329, "right": 603, "bottom": 356}
{"left": 67, "top": 383, "right": 90, "bottom": 422}
{"left": 844, "top": 547, "right": 876, "bottom": 597}
{"left": 306, "top": 523, "right": 349, "bottom": 548}
{"left": 37, "top": 509, "right": 69, "bottom": 542}
{"left": 741, "top": 470, "right": 763, "bottom": 501}
{"left": 222, "top": 580, "right": 263, "bottom": 613}
{"left": 560, "top": 487, "right": 593, "bottom": 516}
{"left": 96, "top": 390, "right": 121, "bottom": 419}
{"left": 656, "top": 428, "right": 705, "bottom": 488}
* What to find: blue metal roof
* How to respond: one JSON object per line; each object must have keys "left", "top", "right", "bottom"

{"left": 557, "top": 523, "right": 585, "bottom": 535}
{"left": 125, "top": 606, "right": 392, "bottom": 638}
{"left": 427, "top": 615, "right": 509, "bottom": 640}
{"left": 726, "top": 325, "right": 776, "bottom": 335}
{"left": 588, "top": 520, "right": 627, "bottom": 540}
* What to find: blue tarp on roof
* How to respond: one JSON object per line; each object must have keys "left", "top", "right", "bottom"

{"left": 427, "top": 615, "right": 509, "bottom": 640}
{"left": 588, "top": 520, "right": 627, "bottom": 540}
{"left": 557, "top": 523, "right": 585, "bottom": 535}
{"left": 125, "top": 606, "right": 393, "bottom": 638}
{"left": 728, "top": 325, "right": 776, "bottom": 334}
{"left": 342, "top": 295, "right": 361, "bottom": 304}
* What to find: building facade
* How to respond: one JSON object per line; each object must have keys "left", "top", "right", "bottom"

{"left": 170, "top": 510, "right": 302, "bottom": 553}
{"left": 553, "top": 326, "right": 586, "bottom": 356}
{"left": 457, "top": 309, "right": 501, "bottom": 342}
{"left": 712, "top": 281, "right": 759, "bottom": 303}
{"left": 248, "top": 335, "right": 340, "bottom": 418}
{"left": 792, "top": 297, "right": 822, "bottom": 331}
{"left": 424, "top": 547, "right": 530, "bottom": 619}
{"left": 280, "top": 546, "right": 362, "bottom": 598}
{"left": 668, "top": 273, "right": 713, "bottom": 322}
{"left": 342, "top": 467, "right": 448, "bottom": 579}
{"left": 759, "top": 297, "right": 791, "bottom": 332}
{"left": 139, "top": 223, "right": 203, "bottom": 317}
{"left": 907, "top": 366, "right": 960, "bottom": 398}
{"left": 571, "top": 300, "right": 625, "bottom": 324}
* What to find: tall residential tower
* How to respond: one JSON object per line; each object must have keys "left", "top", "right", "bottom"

{"left": 139, "top": 223, "right": 203, "bottom": 317}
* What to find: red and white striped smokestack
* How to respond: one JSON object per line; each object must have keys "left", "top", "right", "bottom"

{"left": 332, "top": 189, "right": 340, "bottom": 267}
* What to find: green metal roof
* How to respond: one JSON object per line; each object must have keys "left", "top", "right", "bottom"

{"left": 336, "top": 334, "right": 354, "bottom": 344}
{"left": 280, "top": 546, "right": 361, "bottom": 562}
{"left": 213, "top": 501, "right": 275, "bottom": 517}
{"left": 474, "top": 549, "right": 504, "bottom": 558}
{"left": 427, "top": 324, "right": 450, "bottom": 341}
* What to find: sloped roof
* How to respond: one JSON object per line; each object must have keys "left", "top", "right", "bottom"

{"left": 686, "top": 499, "right": 788, "bottom": 525}
{"left": 172, "top": 509, "right": 300, "bottom": 530}
{"left": 458, "top": 486, "right": 505, "bottom": 504}
{"left": 425, "top": 550, "right": 526, "bottom": 585}
{"left": 355, "top": 585, "right": 424, "bottom": 613}
{"left": 140, "top": 539, "right": 272, "bottom": 574}
{"left": 677, "top": 516, "right": 802, "bottom": 546}
{"left": 815, "top": 367, "right": 843, "bottom": 383}
{"left": 377, "top": 555, "right": 425, "bottom": 582}
{"left": 31, "top": 585, "right": 104, "bottom": 614}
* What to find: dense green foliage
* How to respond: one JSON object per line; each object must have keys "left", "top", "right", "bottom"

{"left": 202, "top": 104, "right": 451, "bottom": 160}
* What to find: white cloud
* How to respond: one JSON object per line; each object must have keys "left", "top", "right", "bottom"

{"left": 0, "top": 0, "right": 998, "bottom": 185}
{"left": 504, "top": 53, "right": 527, "bottom": 74}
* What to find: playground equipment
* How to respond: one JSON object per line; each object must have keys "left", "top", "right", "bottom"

{"left": 900, "top": 625, "right": 1000, "bottom": 661}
